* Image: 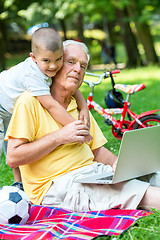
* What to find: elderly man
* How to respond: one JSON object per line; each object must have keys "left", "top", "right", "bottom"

{"left": 6, "top": 40, "right": 160, "bottom": 211}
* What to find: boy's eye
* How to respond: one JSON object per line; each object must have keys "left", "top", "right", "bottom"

{"left": 56, "top": 56, "right": 63, "bottom": 61}
{"left": 44, "top": 59, "right": 50, "bottom": 63}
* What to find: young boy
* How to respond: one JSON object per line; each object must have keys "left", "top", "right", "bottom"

{"left": 0, "top": 27, "right": 90, "bottom": 189}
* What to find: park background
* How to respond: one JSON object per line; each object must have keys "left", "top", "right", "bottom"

{"left": 0, "top": 0, "right": 160, "bottom": 69}
{"left": 0, "top": 0, "right": 160, "bottom": 239}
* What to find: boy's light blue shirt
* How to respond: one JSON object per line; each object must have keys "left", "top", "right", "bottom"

{"left": 0, "top": 57, "right": 52, "bottom": 113}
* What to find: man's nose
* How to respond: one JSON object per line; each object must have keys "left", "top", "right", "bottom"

{"left": 73, "top": 62, "right": 81, "bottom": 72}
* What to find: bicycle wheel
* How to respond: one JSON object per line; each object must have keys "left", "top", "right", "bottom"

{"left": 111, "top": 120, "right": 132, "bottom": 140}
{"left": 133, "top": 114, "right": 160, "bottom": 129}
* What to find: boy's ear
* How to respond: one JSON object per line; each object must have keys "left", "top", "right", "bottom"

{"left": 30, "top": 52, "right": 37, "bottom": 63}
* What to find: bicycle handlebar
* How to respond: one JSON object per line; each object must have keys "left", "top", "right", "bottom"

{"left": 84, "top": 69, "right": 120, "bottom": 86}
{"left": 110, "top": 69, "right": 120, "bottom": 74}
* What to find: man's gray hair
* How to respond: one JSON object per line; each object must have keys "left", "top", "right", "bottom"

{"left": 63, "top": 40, "right": 90, "bottom": 63}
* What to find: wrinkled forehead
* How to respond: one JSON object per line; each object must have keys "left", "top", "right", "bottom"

{"left": 64, "top": 44, "right": 88, "bottom": 64}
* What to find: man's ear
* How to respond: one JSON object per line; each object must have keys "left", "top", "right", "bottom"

{"left": 30, "top": 52, "right": 37, "bottom": 63}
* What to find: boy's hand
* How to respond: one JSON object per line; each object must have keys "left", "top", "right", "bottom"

{"left": 60, "top": 120, "right": 92, "bottom": 145}
{"left": 79, "top": 109, "right": 90, "bottom": 129}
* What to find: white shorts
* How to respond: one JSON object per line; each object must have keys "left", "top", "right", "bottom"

{"left": 42, "top": 163, "right": 160, "bottom": 211}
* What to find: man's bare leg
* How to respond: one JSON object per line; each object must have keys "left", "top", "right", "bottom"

{"left": 139, "top": 185, "right": 160, "bottom": 210}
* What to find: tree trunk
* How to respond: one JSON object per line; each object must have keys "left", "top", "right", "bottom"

{"left": 134, "top": 22, "right": 159, "bottom": 64}
{"left": 0, "top": 19, "right": 7, "bottom": 70}
{"left": 127, "top": 0, "right": 159, "bottom": 64}
{"left": 116, "top": 8, "right": 142, "bottom": 68}
{"left": 102, "top": 13, "right": 117, "bottom": 65}
{"left": 60, "top": 19, "right": 67, "bottom": 40}
{"left": 76, "top": 13, "right": 85, "bottom": 42}
{"left": 107, "top": 20, "right": 118, "bottom": 65}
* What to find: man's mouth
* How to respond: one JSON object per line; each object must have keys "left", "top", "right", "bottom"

{"left": 68, "top": 75, "right": 79, "bottom": 81}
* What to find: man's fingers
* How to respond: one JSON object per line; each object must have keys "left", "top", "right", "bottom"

{"left": 61, "top": 120, "right": 92, "bottom": 144}
{"left": 75, "top": 120, "right": 89, "bottom": 130}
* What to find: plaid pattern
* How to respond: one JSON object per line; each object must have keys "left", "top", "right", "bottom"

{"left": 0, "top": 205, "right": 151, "bottom": 239}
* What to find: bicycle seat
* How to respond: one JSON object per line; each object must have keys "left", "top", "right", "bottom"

{"left": 114, "top": 84, "right": 145, "bottom": 94}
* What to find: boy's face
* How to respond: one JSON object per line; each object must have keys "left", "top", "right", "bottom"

{"left": 30, "top": 47, "right": 63, "bottom": 78}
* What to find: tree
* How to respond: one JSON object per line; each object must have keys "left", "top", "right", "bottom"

{"left": 0, "top": 1, "right": 8, "bottom": 69}
{"left": 115, "top": 7, "right": 143, "bottom": 67}
{"left": 0, "top": 0, "right": 159, "bottom": 69}
{"left": 127, "top": 0, "right": 159, "bottom": 64}
{"left": 0, "top": 0, "right": 43, "bottom": 70}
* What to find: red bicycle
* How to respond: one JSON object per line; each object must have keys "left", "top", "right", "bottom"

{"left": 84, "top": 70, "right": 160, "bottom": 140}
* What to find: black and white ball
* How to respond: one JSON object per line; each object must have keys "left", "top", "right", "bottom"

{"left": 0, "top": 186, "right": 31, "bottom": 224}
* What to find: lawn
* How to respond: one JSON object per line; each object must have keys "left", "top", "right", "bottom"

{"left": 0, "top": 64, "right": 160, "bottom": 239}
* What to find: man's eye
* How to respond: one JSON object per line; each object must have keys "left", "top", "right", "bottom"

{"left": 81, "top": 64, "right": 87, "bottom": 70}
{"left": 81, "top": 65, "right": 85, "bottom": 69}
{"left": 68, "top": 60, "right": 74, "bottom": 64}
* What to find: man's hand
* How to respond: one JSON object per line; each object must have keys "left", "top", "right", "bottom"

{"left": 112, "top": 159, "right": 117, "bottom": 172}
{"left": 58, "top": 120, "right": 92, "bottom": 145}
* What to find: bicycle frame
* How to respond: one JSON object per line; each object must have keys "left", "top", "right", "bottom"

{"left": 84, "top": 70, "right": 160, "bottom": 139}
{"left": 87, "top": 95, "right": 159, "bottom": 132}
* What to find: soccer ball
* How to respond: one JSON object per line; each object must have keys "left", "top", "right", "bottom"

{"left": 0, "top": 186, "right": 31, "bottom": 224}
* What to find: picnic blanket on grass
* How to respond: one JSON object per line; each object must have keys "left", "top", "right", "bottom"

{"left": 0, "top": 205, "right": 151, "bottom": 239}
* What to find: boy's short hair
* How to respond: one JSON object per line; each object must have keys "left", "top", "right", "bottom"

{"left": 31, "top": 27, "right": 62, "bottom": 55}
{"left": 63, "top": 40, "right": 90, "bottom": 64}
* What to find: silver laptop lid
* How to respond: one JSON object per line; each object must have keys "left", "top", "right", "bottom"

{"left": 112, "top": 126, "right": 160, "bottom": 183}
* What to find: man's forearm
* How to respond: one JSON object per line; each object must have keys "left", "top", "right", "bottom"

{"left": 7, "top": 131, "right": 62, "bottom": 168}
{"left": 7, "top": 120, "right": 91, "bottom": 169}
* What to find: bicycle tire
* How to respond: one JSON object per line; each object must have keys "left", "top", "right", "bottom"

{"left": 133, "top": 114, "right": 160, "bottom": 129}
{"left": 111, "top": 120, "right": 132, "bottom": 140}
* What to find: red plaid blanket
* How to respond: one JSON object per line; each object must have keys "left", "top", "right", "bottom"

{"left": 0, "top": 205, "right": 151, "bottom": 239}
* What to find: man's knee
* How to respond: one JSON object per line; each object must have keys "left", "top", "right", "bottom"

{"left": 139, "top": 185, "right": 160, "bottom": 210}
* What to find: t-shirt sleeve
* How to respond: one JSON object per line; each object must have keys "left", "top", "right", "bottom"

{"left": 5, "top": 93, "right": 37, "bottom": 142}
{"left": 23, "top": 74, "right": 52, "bottom": 97}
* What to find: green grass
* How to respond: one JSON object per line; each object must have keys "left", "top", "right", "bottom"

{"left": 0, "top": 151, "right": 13, "bottom": 186}
{"left": 0, "top": 58, "right": 160, "bottom": 239}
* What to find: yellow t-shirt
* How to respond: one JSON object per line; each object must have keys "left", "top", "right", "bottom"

{"left": 6, "top": 91, "right": 107, "bottom": 204}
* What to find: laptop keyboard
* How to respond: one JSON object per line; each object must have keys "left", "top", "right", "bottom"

{"left": 96, "top": 175, "right": 113, "bottom": 181}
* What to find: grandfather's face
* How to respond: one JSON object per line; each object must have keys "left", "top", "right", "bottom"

{"left": 54, "top": 44, "right": 88, "bottom": 92}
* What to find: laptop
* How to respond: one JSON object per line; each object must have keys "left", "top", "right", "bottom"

{"left": 74, "top": 126, "right": 160, "bottom": 184}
